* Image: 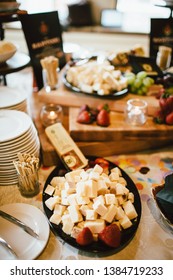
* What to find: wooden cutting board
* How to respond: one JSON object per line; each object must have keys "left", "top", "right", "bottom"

{"left": 69, "top": 108, "right": 173, "bottom": 142}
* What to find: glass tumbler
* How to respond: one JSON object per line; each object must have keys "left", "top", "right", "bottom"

{"left": 40, "top": 104, "right": 63, "bottom": 127}
{"left": 125, "top": 98, "right": 148, "bottom": 126}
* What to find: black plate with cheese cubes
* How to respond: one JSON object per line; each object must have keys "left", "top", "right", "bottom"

{"left": 63, "top": 58, "right": 128, "bottom": 99}
{"left": 42, "top": 156, "right": 141, "bottom": 255}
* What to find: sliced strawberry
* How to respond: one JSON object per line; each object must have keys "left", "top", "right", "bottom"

{"left": 98, "top": 224, "right": 121, "bottom": 248}
{"left": 76, "top": 227, "right": 94, "bottom": 246}
{"left": 96, "top": 109, "right": 110, "bottom": 127}
{"left": 77, "top": 110, "right": 93, "bottom": 124}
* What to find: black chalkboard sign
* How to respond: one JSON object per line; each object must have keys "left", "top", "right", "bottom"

{"left": 150, "top": 18, "right": 173, "bottom": 65}
{"left": 19, "top": 11, "right": 66, "bottom": 90}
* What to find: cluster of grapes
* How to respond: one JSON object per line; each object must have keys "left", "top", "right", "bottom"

{"left": 125, "top": 71, "right": 155, "bottom": 95}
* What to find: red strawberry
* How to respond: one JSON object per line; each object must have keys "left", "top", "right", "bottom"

{"left": 77, "top": 110, "right": 93, "bottom": 124}
{"left": 76, "top": 227, "right": 94, "bottom": 246}
{"left": 96, "top": 109, "right": 110, "bottom": 127}
{"left": 98, "top": 224, "right": 121, "bottom": 248}
{"left": 166, "top": 111, "right": 173, "bottom": 125}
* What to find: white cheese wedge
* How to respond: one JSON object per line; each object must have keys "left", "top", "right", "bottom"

{"left": 62, "top": 214, "right": 74, "bottom": 235}
{"left": 93, "top": 164, "right": 103, "bottom": 174}
{"left": 84, "top": 219, "right": 105, "bottom": 234}
{"left": 44, "top": 184, "right": 55, "bottom": 196}
{"left": 50, "top": 213, "right": 61, "bottom": 225}
{"left": 45, "top": 196, "right": 60, "bottom": 211}
{"left": 102, "top": 204, "right": 117, "bottom": 223}
{"left": 93, "top": 200, "right": 108, "bottom": 216}
{"left": 123, "top": 200, "right": 138, "bottom": 220}
{"left": 119, "top": 214, "right": 132, "bottom": 229}
{"left": 68, "top": 205, "right": 83, "bottom": 223}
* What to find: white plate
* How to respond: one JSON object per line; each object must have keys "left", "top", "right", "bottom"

{"left": 0, "top": 87, "right": 27, "bottom": 109}
{"left": 0, "top": 203, "right": 50, "bottom": 260}
{"left": 0, "top": 110, "right": 32, "bottom": 142}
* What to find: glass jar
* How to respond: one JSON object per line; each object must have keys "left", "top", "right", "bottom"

{"left": 156, "top": 46, "right": 172, "bottom": 70}
{"left": 40, "top": 104, "right": 63, "bottom": 127}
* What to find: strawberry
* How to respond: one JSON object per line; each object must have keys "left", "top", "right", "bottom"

{"left": 96, "top": 109, "right": 110, "bottom": 127}
{"left": 76, "top": 227, "right": 94, "bottom": 246}
{"left": 98, "top": 224, "right": 121, "bottom": 248}
{"left": 165, "top": 111, "right": 173, "bottom": 125}
{"left": 159, "top": 93, "right": 173, "bottom": 114}
{"left": 77, "top": 110, "right": 93, "bottom": 124}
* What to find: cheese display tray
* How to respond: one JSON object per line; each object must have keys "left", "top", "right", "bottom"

{"left": 42, "top": 156, "right": 141, "bottom": 256}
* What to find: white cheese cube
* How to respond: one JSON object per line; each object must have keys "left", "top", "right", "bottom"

{"left": 50, "top": 176, "right": 65, "bottom": 187}
{"left": 67, "top": 193, "right": 77, "bottom": 205}
{"left": 89, "top": 171, "right": 100, "bottom": 181}
{"left": 93, "top": 200, "right": 108, "bottom": 216}
{"left": 50, "top": 213, "right": 61, "bottom": 225}
{"left": 118, "top": 177, "right": 127, "bottom": 186}
{"left": 54, "top": 188, "right": 61, "bottom": 196}
{"left": 110, "top": 167, "right": 122, "bottom": 176}
{"left": 80, "top": 170, "right": 89, "bottom": 181}
{"left": 109, "top": 172, "right": 119, "bottom": 182}
{"left": 105, "top": 193, "right": 117, "bottom": 205}
{"left": 64, "top": 181, "right": 76, "bottom": 190}
{"left": 80, "top": 204, "right": 91, "bottom": 216}
{"left": 45, "top": 196, "right": 60, "bottom": 211}
{"left": 117, "top": 195, "right": 125, "bottom": 205}
{"left": 62, "top": 214, "right": 74, "bottom": 235}
{"left": 115, "top": 183, "right": 125, "bottom": 195}
{"left": 123, "top": 200, "right": 138, "bottom": 220}
{"left": 86, "top": 180, "right": 98, "bottom": 198}
{"left": 76, "top": 196, "right": 90, "bottom": 205}
{"left": 100, "top": 173, "right": 111, "bottom": 184}
{"left": 119, "top": 214, "right": 132, "bottom": 229}
{"left": 71, "top": 226, "right": 83, "bottom": 239}
{"left": 54, "top": 204, "right": 66, "bottom": 215}
{"left": 93, "top": 164, "right": 103, "bottom": 174}
{"left": 123, "top": 186, "right": 129, "bottom": 195}
{"left": 61, "top": 196, "right": 69, "bottom": 206}
{"left": 97, "top": 180, "right": 108, "bottom": 195}
{"left": 115, "top": 206, "right": 125, "bottom": 220}
{"left": 86, "top": 209, "right": 98, "bottom": 220}
{"left": 128, "top": 192, "right": 134, "bottom": 203}
{"left": 102, "top": 204, "right": 117, "bottom": 223}
{"left": 93, "top": 195, "right": 105, "bottom": 205}
{"left": 76, "top": 181, "right": 88, "bottom": 196}
{"left": 68, "top": 205, "right": 83, "bottom": 223}
{"left": 44, "top": 184, "right": 55, "bottom": 196}
{"left": 65, "top": 169, "right": 82, "bottom": 182}
{"left": 84, "top": 219, "right": 105, "bottom": 234}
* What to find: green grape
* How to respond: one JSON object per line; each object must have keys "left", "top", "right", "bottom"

{"left": 143, "top": 77, "right": 154, "bottom": 87}
{"left": 140, "top": 85, "right": 147, "bottom": 95}
{"left": 126, "top": 76, "right": 136, "bottom": 85}
{"left": 136, "top": 71, "right": 147, "bottom": 79}
{"left": 134, "top": 78, "right": 142, "bottom": 88}
{"left": 136, "top": 88, "right": 143, "bottom": 95}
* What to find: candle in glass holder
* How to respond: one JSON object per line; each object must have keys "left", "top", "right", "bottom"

{"left": 125, "top": 98, "right": 148, "bottom": 126}
{"left": 40, "top": 104, "right": 63, "bottom": 127}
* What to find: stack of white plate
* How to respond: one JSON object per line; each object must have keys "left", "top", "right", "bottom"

{"left": 0, "top": 86, "right": 28, "bottom": 113}
{"left": 0, "top": 110, "right": 40, "bottom": 186}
